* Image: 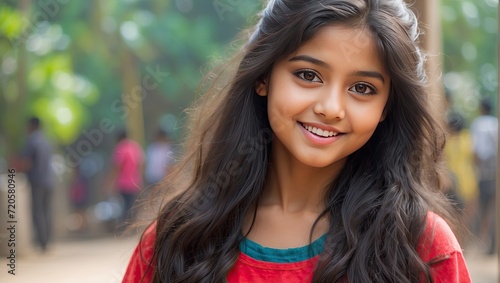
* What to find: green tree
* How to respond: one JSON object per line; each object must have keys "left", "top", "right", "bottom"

{"left": 0, "top": 0, "right": 259, "bottom": 163}
{"left": 441, "top": 0, "right": 498, "bottom": 120}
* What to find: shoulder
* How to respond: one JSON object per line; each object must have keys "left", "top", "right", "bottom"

{"left": 417, "top": 212, "right": 471, "bottom": 282}
{"left": 123, "top": 222, "right": 157, "bottom": 282}
{"left": 470, "top": 116, "right": 483, "bottom": 129}
{"left": 487, "top": 115, "right": 498, "bottom": 122}
{"left": 472, "top": 115, "right": 498, "bottom": 128}
{"left": 27, "top": 131, "right": 42, "bottom": 145}
{"left": 417, "top": 211, "right": 461, "bottom": 263}
{"left": 114, "top": 141, "right": 126, "bottom": 152}
{"left": 125, "top": 140, "right": 144, "bottom": 155}
{"left": 140, "top": 222, "right": 157, "bottom": 251}
{"left": 21, "top": 133, "right": 40, "bottom": 155}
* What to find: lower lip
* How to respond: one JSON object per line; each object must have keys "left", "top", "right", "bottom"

{"left": 299, "top": 123, "right": 343, "bottom": 145}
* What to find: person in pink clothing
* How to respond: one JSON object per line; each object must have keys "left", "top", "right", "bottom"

{"left": 109, "top": 130, "right": 144, "bottom": 223}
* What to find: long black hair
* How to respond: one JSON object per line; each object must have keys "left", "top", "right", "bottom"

{"left": 149, "top": 1, "right": 453, "bottom": 282}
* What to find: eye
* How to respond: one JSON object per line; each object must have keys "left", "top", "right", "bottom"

{"left": 349, "top": 83, "right": 376, "bottom": 95}
{"left": 295, "top": 70, "right": 322, "bottom": 83}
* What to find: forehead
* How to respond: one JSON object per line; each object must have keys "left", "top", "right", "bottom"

{"left": 286, "top": 24, "right": 388, "bottom": 75}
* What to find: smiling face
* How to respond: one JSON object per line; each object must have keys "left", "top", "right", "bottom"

{"left": 256, "top": 25, "right": 390, "bottom": 170}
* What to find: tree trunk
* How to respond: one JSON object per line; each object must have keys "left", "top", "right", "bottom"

{"left": 120, "top": 48, "right": 145, "bottom": 147}
{"left": 407, "top": 0, "right": 444, "bottom": 102}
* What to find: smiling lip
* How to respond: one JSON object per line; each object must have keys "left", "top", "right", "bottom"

{"left": 299, "top": 122, "right": 344, "bottom": 145}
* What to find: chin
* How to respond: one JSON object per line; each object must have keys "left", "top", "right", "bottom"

{"left": 296, "top": 153, "right": 347, "bottom": 169}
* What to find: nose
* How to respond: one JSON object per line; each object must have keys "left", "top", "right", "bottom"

{"left": 313, "top": 86, "right": 346, "bottom": 120}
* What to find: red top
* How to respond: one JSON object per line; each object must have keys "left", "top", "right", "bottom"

{"left": 112, "top": 139, "right": 144, "bottom": 193}
{"left": 122, "top": 212, "right": 471, "bottom": 282}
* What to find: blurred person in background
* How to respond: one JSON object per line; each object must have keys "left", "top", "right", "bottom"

{"left": 144, "top": 129, "right": 174, "bottom": 187}
{"left": 445, "top": 110, "right": 478, "bottom": 241}
{"left": 104, "top": 129, "right": 144, "bottom": 226}
{"left": 15, "top": 117, "right": 54, "bottom": 252}
{"left": 68, "top": 161, "right": 91, "bottom": 233}
{"left": 470, "top": 98, "right": 498, "bottom": 255}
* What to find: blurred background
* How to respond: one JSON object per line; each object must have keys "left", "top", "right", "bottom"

{"left": 0, "top": 0, "right": 498, "bottom": 282}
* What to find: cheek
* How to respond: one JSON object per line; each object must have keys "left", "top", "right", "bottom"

{"left": 350, "top": 105, "right": 385, "bottom": 133}
{"left": 267, "top": 98, "right": 295, "bottom": 134}
{"left": 266, "top": 84, "right": 306, "bottom": 133}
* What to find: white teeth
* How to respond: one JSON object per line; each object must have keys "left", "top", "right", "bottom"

{"left": 303, "top": 124, "right": 339, "bottom": 138}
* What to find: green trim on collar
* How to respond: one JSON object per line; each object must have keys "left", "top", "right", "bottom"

{"left": 239, "top": 235, "right": 326, "bottom": 263}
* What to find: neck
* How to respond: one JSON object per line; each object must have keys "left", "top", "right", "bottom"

{"left": 261, "top": 145, "right": 345, "bottom": 213}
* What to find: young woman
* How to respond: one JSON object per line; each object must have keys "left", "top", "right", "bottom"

{"left": 123, "top": 0, "right": 471, "bottom": 282}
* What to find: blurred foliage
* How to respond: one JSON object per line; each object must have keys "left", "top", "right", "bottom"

{"left": 0, "top": 0, "right": 261, "bottom": 159}
{"left": 0, "top": 0, "right": 497, "bottom": 159}
{"left": 441, "top": 0, "right": 498, "bottom": 121}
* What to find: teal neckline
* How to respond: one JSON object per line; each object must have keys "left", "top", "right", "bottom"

{"left": 239, "top": 234, "right": 327, "bottom": 263}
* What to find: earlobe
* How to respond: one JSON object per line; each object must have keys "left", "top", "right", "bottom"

{"left": 379, "top": 110, "right": 387, "bottom": 122}
{"left": 255, "top": 80, "right": 268, "bottom": 96}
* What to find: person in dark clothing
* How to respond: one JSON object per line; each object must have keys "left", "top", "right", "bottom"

{"left": 19, "top": 117, "right": 54, "bottom": 251}
{"left": 470, "top": 99, "right": 498, "bottom": 254}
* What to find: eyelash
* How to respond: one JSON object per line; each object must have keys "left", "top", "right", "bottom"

{"left": 294, "top": 69, "right": 322, "bottom": 83}
{"left": 348, "top": 83, "right": 377, "bottom": 95}
{"left": 294, "top": 69, "right": 378, "bottom": 95}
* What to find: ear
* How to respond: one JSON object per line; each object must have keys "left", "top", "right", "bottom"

{"left": 379, "top": 108, "right": 387, "bottom": 122}
{"left": 255, "top": 79, "right": 268, "bottom": 96}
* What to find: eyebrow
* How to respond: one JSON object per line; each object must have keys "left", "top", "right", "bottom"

{"left": 350, "top": 70, "right": 386, "bottom": 84}
{"left": 289, "top": 55, "right": 331, "bottom": 69}
{"left": 288, "top": 55, "right": 386, "bottom": 84}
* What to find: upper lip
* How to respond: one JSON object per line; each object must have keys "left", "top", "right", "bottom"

{"left": 300, "top": 122, "right": 344, "bottom": 133}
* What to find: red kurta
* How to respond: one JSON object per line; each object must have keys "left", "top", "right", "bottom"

{"left": 122, "top": 212, "right": 471, "bottom": 282}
